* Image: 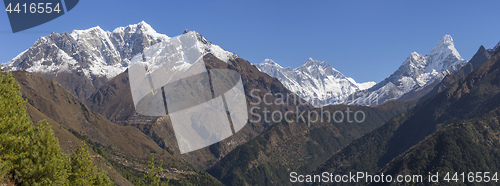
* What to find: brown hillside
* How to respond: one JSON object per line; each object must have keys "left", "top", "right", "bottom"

{"left": 25, "top": 103, "right": 133, "bottom": 186}
{"left": 12, "top": 71, "right": 222, "bottom": 185}
{"left": 86, "top": 53, "right": 313, "bottom": 169}
{"left": 13, "top": 71, "right": 165, "bottom": 160}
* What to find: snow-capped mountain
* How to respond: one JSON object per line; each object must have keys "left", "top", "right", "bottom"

{"left": 256, "top": 58, "right": 375, "bottom": 107}
{"left": 347, "top": 77, "right": 377, "bottom": 91}
{"left": 1, "top": 21, "right": 237, "bottom": 100}
{"left": 346, "top": 35, "right": 468, "bottom": 106}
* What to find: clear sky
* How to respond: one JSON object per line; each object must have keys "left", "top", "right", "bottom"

{"left": 1, "top": 0, "right": 500, "bottom": 83}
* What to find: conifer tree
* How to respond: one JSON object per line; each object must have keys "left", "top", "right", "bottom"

{"left": 145, "top": 154, "right": 169, "bottom": 186}
{"left": 69, "top": 143, "right": 113, "bottom": 186}
{"left": 0, "top": 72, "right": 68, "bottom": 185}
{"left": 0, "top": 72, "right": 114, "bottom": 185}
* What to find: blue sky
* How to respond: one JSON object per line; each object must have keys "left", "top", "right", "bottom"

{"left": 1, "top": 0, "right": 499, "bottom": 83}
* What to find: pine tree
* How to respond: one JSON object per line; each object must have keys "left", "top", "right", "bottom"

{"left": 0, "top": 72, "right": 114, "bottom": 185}
{"left": 1, "top": 72, "right": 70, "bottom": 185}
{"left": 0, "top": 72, "right": 36, "bottom": 183}
{"left": 69, "top": 143, "right": 113, "bottom": 186}
{"left": 69, "top": 143, "right": 94, "bottom": 185}
{"left": 18, "top": 120, "right": 69, "bottom": 185}
{"left": 145, "top": 154, "right": 169, "bottom": 186}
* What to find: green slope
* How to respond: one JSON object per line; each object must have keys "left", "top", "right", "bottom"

{"left": 313, "top": 46, "right": 500, "bottom": 184}
{"left": 207, "top": 103, "right": 413, "bottom": 185}
{"left": 378, "top": 107, "right": 500, "bottom": 185}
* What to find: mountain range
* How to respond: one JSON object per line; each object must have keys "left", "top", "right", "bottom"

{"left": 256, "top": 58, "right": 375, "bottom": 107}
{"left": 3, "top": 21, "right": 500, "bottom": 185}
{"left": 3, "top": 22, "right": 322, "bottom": 184}
{"left": 1, "top": 22, "right": 472, "bottom": 108}
{"left": 256, "top": 35, "right": 469, "bottom": 107}
{"left": 313, "top": 43, "right": 500, "bottom": 185}
{"left": 1, "top": 21, "right": 237, "bottom": 101}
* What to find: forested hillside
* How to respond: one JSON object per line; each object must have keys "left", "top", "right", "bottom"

{"left": 0, "top": 72, "right": 113, "bottom": 185}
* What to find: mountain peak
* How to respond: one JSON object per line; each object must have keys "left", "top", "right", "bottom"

{"left": 430, "top": 35, "right": 464, "bottom": 64}
{"left": 112, "top": 21, "right": 158, "bottom": 35}
{"left": 306, "top": 57, "right": 317, "bottom": 63}
{"left": 494, "top": 41, "right": 500, "bottom": 51}
{"left": 70, "top": 25, "right": 108, "bottom": 41}
{"left": 180, "top": 29, "right": 212, "bottom": 46}
{"left": 347, "top": 35, "right": 467, "bottom": 106}
{"left": 409, "top": 51, "right": 421, "bottom": 58}
{"left": 182, "top": 29, "right": 202, "bottom": 35}
{"left": 136, "top": 21, "right": 153, "bottom": 30}
{"left": 431, "top": 35, "right": 461, "bottom": 58}
{"left": 138, "top": 20, "right": 149, "bottom": 26}
{"left": 89, "top": 25, "right": 103, "bottom": 31}
{"left": 432, "top": 35, "right": 453, "bottom": 51}
{"left": 303, "top": 58, "right": 327, "bottom": 67}
{"left": 256, "top": 58, "right": 360, "bottom": 107}
{"left": 440, "top": 34, "right": 453, "bottom": 44}
{"left": 260, "top": 59, "right": 281, "bottom": 67}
